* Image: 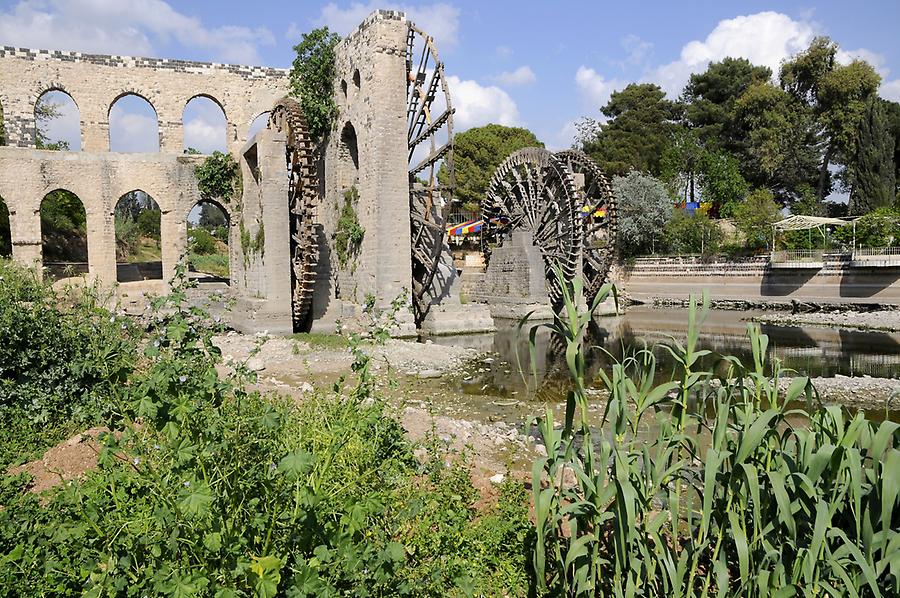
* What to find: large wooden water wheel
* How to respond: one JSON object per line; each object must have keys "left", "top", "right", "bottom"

{"left": 406, "top": 22, "right": 455, "bottom": 325}
{"left": 481, "top": 148, "right": 581, "bottom": 311}
{"left": 555, "top": 150, "right": 617, "bottom": 306}
{"left": 267, "top": 97, "right": 318, "bottom": 330}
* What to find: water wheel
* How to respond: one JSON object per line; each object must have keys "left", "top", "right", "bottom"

{"left": 555, "top": 150, "right": 617, "bottom": 306}
{"left": 406, "top": 22, "right": 455, "bottom": 325}
{"left": 267, "top": 97, "right": 318, "bottom": 330}
{"left": 481, "top": 148, "right": 581, "bottom": 311}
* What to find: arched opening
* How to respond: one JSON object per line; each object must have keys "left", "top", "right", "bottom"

{"left": 183, "top": 95, "right": 227, "bottom": 154}
{"left": 114, "top": 190, "right": 162, "bottom": 282}
{"left": 0, "top": 196, "right": 11, "bottom": 258}
{"left": 34, "top": 90, "right": 80, "bottom": 151}
{"left": 247, "top": 112, "right": 270, "bottom": 141}
{"left": 341, "top": 79, "right": 348, "bottom": 101}
{"left": 187, "top": 200, "right": 230, "bottom": 284}
{"left": 40, "top": 189, "right": 88, "bottom": 280}
{"left": 109, "top": 93, "right": 159, "bottom": 152}
{"left": 352, "top": 69, "right": 361, "bottom": 93}
{"left": 337, "top": 121, "right": 359, "bottom": 192}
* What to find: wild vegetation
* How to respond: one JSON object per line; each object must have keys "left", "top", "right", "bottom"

{"left": 290, "top": 27, "right": 341, "bottom": 144}
{"left": 334, "top": 186, "right": 365, "bottom": 267}
{"left": 0, "top": 257, "right": 897, "bottom": 595}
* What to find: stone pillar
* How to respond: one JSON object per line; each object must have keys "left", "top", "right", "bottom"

{"left": 160, "top": 205, "right": 184, "bottom": 283}
{"left": 81, "top": 103, "right": 108, "bottom": 152}
{"left": 89, "top": 194, "right": 116, "bottom": 285}
{"left": 9, "top": 195, "right": 42, "bottom": 269}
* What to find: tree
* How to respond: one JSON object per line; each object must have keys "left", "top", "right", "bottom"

{"left": 34, "top": 98, "right": 69, "bottom": 150}
{"left": 733, "top": 188, "right": 780, "bottom": 250}
{"left": 437, "top": 124, "right": 542, "bottom": 210}
{"left": 881, "top": 99, "right": 900, "bottom": 200}
{"left": 582, "top": 83, "right": 680, "bottom": 176}
{"left": 849, "top": 97, "right": 896, "bottom": 214}
{"left": 780, "top": 37, "right": 881, "bottom": 202}
{"left": 733, "top": 81, "right": 820, "bottom": 204}
{"left": 290, "top": 27, "right": 341, "bottom": 143}
{"left": 199, "top": 204, "right": 227, "bottom": 230}
{"left": 659, "top": 128, "right": 704, "bottom": 204}
{"left": 612, "top": 171, "right": 672, "bottom": 256}
{"left": 665, "top": 210, "right": 723, "bottom": 255}
{"left": 700, "top": 150, "right": 749, "bottom": 217}
{"left": 683, "top": 57, "right": 771, "bottom": 155}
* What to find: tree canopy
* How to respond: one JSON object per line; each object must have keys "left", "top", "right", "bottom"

{"left": 290, "top": 27, "right": 341, "bottom": 143}
{"left": 613, "top": 171, "right": 672, "bottom": 256}
{"left": 438, "top": 124, "right": 542, "bottom": 210}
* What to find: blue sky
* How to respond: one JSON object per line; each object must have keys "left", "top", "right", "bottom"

{"left": 2, "top": 0, "right": 899, "bottom": 152}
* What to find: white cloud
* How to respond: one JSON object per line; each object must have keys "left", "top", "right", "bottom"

{"left": 316, "top": 2, "right": 459, "bottom": 49}
{"left": 36, "top": 91, "right": 81, "bottom": 150}
{"left": 546, "top": 120, "right": 578, "bottom": 151}
{"left": 574, "top": 66, "right": 626, "bottom": 109}
{"left": 646, "top": 11, "right": 816, "bottom": 96}
{"left": 0, "top": 0, "right": 274, "bottom": 64}
{"left": 494, "top": 65, "right": 536, "bottom": 87}
{"left": 183, "top": 98, "right": 226, "bottom": 154}
{"left": 495, "top": 45, "right": 512, "bottom": 59}
{"left": 620, "top": 34, "right": 652, "bottom": 68}
{"left": 109, "top": 96, "right": 159, "bottom": 153}
{"left": 882, "top": 79, "right": 900, "bottom": 102}
{"left": 446, "top": 75, "right": 519, "bottom": 130}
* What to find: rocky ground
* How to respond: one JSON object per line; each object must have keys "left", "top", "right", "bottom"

{"left": 751, "top": 309, "right": 900, "bottom": 332}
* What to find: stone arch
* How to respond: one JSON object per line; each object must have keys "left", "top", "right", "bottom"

{"left": 182, "top": 94, "right": 227, "bottom": 154}
{"left": 337, "top": 121, "right": 359, "bottom": 192}
{"left": 40, "top": 188, "right": 88, "bottom": 280}
{"left": 247, "top": 111, "right": 270, "bottom": 140}
{"left": 108, "top": 92, "right": 160, "bottom": 152}
{"left": 340, "top": 79, "right": 348, "bottom": 102}
{"left": 352, "top": 69, "right": 361, "bottom": 93}
{"left": 0, "top": 195, "right": 10, "bottom": 258}
{"left": 186, "top": 199, "right": 231, "bottom": 284}
{"left": 34, "top": 88, "right": 81, "bottom": 150}
{"left": 114, "top": 190, "right": 162, "bottom": 282}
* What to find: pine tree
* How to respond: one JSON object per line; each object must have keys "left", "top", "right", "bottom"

{"left": 849, "top": 97, "right": 896, "bottom": 215}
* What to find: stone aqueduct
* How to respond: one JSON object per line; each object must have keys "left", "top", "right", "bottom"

{"left": 0, "top": 11, "right": 480, "bottom": 334}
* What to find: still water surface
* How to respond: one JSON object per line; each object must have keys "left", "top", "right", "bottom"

{"left": 432, "top": 307, "right": 900, "bottom": 420}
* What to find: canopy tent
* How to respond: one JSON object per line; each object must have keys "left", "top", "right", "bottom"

{"left": 773, "top": 215, "right": 852, "bottom": 232}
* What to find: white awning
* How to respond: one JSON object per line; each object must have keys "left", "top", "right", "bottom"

{"left": 773, "top": 215, "right": 853, "bottom": 232}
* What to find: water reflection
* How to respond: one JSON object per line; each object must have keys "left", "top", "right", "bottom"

{"left": 434, "top": 307, "right": 900, "bottom": 411}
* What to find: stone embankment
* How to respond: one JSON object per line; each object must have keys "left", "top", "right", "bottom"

{"left": 752, "top": 309, "right": 900, "bottom": 333}
{"left": 797, "top": 376, "right": 900, "bottom": 411}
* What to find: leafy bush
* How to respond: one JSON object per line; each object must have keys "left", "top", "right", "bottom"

{"left": 834, "top": 206, "right": 900, "bottom": 248}
{"left": 189, "top": 227, "right": 219, "bottom": 255}
{"left": 664, "top": 210, "right": 723, "bottom": 254}
{"left": 114, "top": 213, "right": 140, "bottom": 260}
{"left": 0, "top": 260, "right": 137, "bottom": 465}
{"left": 335, "top": 186, "right": 365, "bottom": 266}
{"left": 137, "top": 208, "right": 162, "bottom": 239}
{"left": 0, "top": 267, "right": 531, "bottom": 596}
{"left": 529, "top": 269, "right": 900, "bottom": 596}
{"left": 290, "top": 27, "right": 341, "bottom": 143}
{"left": 196, "top": 152, "right": 241, "bottom": 202}
{"left": 613, "top": 171, "right": 672, "bottom": 256}
{"left": 734, "top": 187, "right": 780, "bottom": 250}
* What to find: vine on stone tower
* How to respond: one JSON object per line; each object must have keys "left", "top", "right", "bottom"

{"left": 289, "top": 27, "right": 341, "bottom": 144}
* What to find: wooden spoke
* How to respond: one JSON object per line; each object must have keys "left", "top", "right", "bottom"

{"left": 555, "top": 149, "right": 618, "bottom": 307}
{"left": 407, "top": 22, "right": 456, "bottom": 326}
{"left": 267, "top": 97, "right": 319, "bottom": 331}
{"left": 481, "top": 148, "right": 581, "bottom": 312}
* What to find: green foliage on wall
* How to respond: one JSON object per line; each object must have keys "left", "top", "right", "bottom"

{"left": 239, "top": 219, "right": 265, "bottom": 268}
{"left": 335, "top": 186, "right": 364, "bottom": 267}
{"left": 195, "top": 151, "right": 241, "bottom": 202}
{"left": 290, "top": 27, "right": 341, "bottom": 143}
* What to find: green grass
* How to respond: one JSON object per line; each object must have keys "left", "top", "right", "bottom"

{"left": 188, "top": 251, "right": 229, "bottom": 278}
{"left": 290, "top": 332, "right": 353, "bottom": 349}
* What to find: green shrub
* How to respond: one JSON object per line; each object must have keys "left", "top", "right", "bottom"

{"left": 529, "top": 268, "right": 900, "bottom": 596}
{"left": 834, "top": 206, "right": 900, "bottom": 248}
{"left": 664, "top": 210, "right": 723, "bottom": 254}
{"left": 195, "top": 151, "right": 240, "bottom": 202}
{"left": 335, "top": 186, "right": 365, "bottom": 266}
{"left": 0, "top": 260, "right": 137, "bottom": 465}
{"left": 189, "top": 227, "right": 219, "bottom": 255}
{"left": 0, "top": 267, "right": 530, "bottom": 596}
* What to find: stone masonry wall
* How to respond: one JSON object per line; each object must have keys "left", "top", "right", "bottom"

{"left": 0, "top": 47, "right": 289, "bottom": 154}
{"left": 317, "top": 10, "right": 413, "bottom": 324}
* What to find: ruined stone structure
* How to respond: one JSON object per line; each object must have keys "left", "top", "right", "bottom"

{"left": 0, "top": 10, "right": 492, "bottom": 336}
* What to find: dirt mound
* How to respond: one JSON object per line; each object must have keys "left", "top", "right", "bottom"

{"left": 10, "top": 427, "right": 107, "bottom": 494}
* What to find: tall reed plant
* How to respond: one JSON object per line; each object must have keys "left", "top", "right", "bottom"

{"left": 530, "top": 266, "right": 900, "bottom": 596}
